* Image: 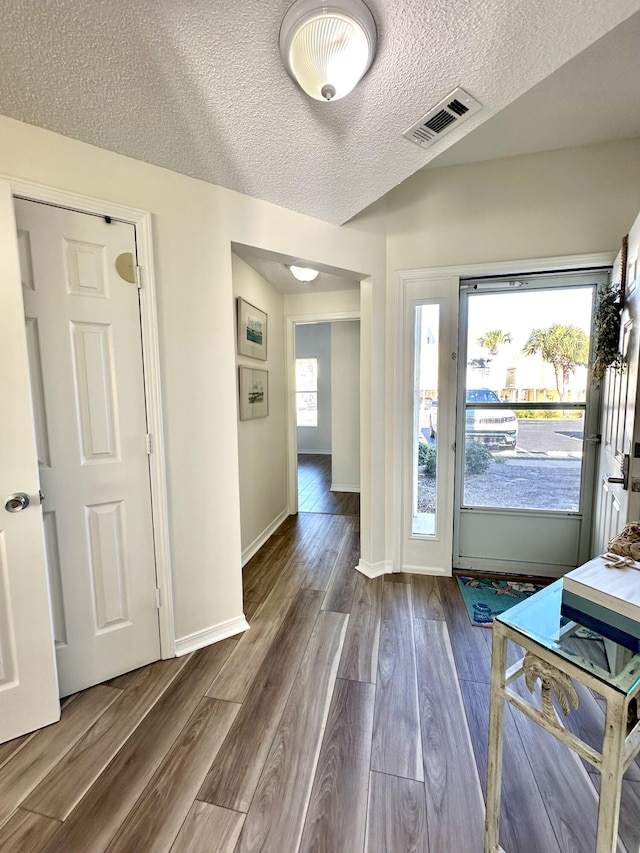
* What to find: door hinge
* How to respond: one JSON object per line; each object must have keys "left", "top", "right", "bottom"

{"left": 136, "top": 265, "right": 143, "bottom": 289}
{"left": 155, "top": 588, "right": 162, "bottom": 609}
{"left": 146, "top": 433, "right": 153, "bottom": 455}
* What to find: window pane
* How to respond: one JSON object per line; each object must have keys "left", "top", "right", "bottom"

{"left": 297, "top": 392, "right": 318, "bottom": 427}
{"left": 413, "top": 304, "right": 439, "bottom": 536}
{"left": 463, "top": 286, "right": 593, "bottom": 513}
{"left": 296, "top": 358, "right": 317, "bottom": 392}
{"left": 296, "top": 357, "right": 318, "bottom": 427}
{"left": 463, "top": 408, "right": 584, "bottom": 511}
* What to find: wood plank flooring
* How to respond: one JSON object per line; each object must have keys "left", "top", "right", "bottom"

{"left": 1, "top": 507, "right": 640, "bottom": 851}
{"left": 298, "top": 453, "right": 360, "bottom": 515}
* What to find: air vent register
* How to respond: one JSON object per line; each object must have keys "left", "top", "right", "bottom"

{"left": 403, "top": 87, "right": 482, "bottom": 149}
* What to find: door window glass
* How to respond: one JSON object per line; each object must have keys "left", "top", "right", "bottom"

{"left": 462, "top": 287, "right": 593, "bottom": 512}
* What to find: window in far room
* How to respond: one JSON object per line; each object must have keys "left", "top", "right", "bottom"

{"left": 296, "top": 358, "right": 318, "bottom": 426}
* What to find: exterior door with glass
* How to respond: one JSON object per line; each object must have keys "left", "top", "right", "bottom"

{"left": 453, "top": 271, "right": 609, "bottom": 578}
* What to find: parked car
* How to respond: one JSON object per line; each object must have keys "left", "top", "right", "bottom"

{"left": 429, "top": 388, "right": 518, "bottom": 447}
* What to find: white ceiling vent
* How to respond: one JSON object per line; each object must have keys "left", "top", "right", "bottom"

{"left": 403, "top": 87, "right": 482, "bottom": 149}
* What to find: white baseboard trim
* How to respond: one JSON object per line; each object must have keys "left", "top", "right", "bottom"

{"left": 174, "top": 615, "right": 250, "bottom": 657}
{"left": 400, "top": 564, "right": 452, "bottom": 577}
{"left": 330, "top": 484, "right": 361, "bottom": 493}
{"left": 356, "top": 559, "right": 392, "bottom": 579}
{"left": 241, "top": 508, "right": 289, "bottom": 567}
{"left": 297, "top": 450, "right": 331, "bottom": 455}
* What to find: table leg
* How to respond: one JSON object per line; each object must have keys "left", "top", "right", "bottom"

{"left": 485, "top": 623, "right": 508, "bottom": 853}
{"left": 596, "top": 694, "right": 627, "bottom": 853}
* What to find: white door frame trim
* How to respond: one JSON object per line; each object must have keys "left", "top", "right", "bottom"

{"left": 397, "top": 252, "right": 616, "bottom": 282}
{"left": 395, "top": 252, "right": 616, "bottom": 577}
{"left": 285, "top": 311, "right": 360, "bottom": 515}
{"left": 2, "top": 175, "right": 175, "bottom": 659}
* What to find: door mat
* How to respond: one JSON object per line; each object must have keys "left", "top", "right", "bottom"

{"left": 456, "top": 576, "right": 545, "bottom": 627}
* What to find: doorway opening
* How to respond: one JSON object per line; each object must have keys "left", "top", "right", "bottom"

{"left": 295, "top": 320, "right": 361, "bottom": 517}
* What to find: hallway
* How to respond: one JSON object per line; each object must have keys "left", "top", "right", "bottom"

{"left": 297, "top": 453, "right": 360, "bottom": 515}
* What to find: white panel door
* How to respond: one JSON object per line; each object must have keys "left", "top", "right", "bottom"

{"left": 594, "top": 220, "right": 640, "bottom": 554}
{"left": 0, "top": 182, "right": 60, "bottom": 742}
{"left": 15, "top": 198, "right": 160, "bottom": 697}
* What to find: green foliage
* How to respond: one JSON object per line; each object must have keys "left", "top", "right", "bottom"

{"left": 522, "top": 324, "right": 589, "bottom": 401}
{"left": 477, "top": 329, "right": 512, "bottom": 357}
{"left": 592, "top": 281, "right": 622, "bottom": 387}
{"left": 513, "top": 409, "right": 582, "bottom": 420}
{"left": 419, "top": 439, "right": 494, "bottom": 477}
{"left": 464, "top": 439, "right": 493, "bottom": 475}
{"left": 418, "top": 441, "right": 436, "bottom": 474}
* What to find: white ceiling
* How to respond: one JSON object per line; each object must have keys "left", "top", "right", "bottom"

{"left": 427, "top": 9, "right": 640, "bottom": 170}
{"left": 232, "top": 244, "right": 361, "bottom": 294}
{"left": 1, "top": 1, "right": 639, "bottom": 225}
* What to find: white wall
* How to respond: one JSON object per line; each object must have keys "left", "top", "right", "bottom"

{"left": 386, "top": 139, "right": 640, "bottom": 271}
{"left": 295, "top": 323, "right": 332, "bottom": 453}
{"left": 233, "top": 254, "right": 287, "bottom": 562}
{"left": 331, "top": 321, "right": 360, "bottom": 490}
{"left": 0, "top": 114, "right": 386, "bottom": 647}
{"left": 284, "top": 288, "right": 360, "bottom": 316}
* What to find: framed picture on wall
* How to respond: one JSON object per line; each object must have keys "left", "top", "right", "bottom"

{"left": 237, "top": 297, "right": 267, "bottom": 360}
{"left": 239, "top": 366, "right": 268, "bottom": 420}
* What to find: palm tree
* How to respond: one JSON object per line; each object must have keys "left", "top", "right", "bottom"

{"left": 522, "top": 324, "right": 589, "bottom": 401}
{"left": 477, "top": 329, "right": 512, "bottom": 357}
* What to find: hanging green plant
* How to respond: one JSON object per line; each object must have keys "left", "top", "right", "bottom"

{"left": 592, "top": 280, "right": 623, "bottom": 387}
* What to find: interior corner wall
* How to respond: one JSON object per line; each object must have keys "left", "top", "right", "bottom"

{"left": 385, "top": 138, "right": 640, "bottom": 272}
{"left": 295, "top": 323, "right": 332, "bottom": 453}
{"left": 331, "top": 321, "right": 360, "bottom": 491}
{"left": 233, "top": 254, "right": 288, "bottom": 561}
{"left": 0, "top": 114, "right": 386, "bottom": 650}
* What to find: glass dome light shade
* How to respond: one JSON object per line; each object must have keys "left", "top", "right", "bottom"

{"left": 290, "top": 265, "right": 320, "bottom": 282}
{"left": 280, "top": 0, "right": 377, "bottom": 102}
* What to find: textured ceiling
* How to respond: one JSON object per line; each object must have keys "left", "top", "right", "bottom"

{"left": 1, "top": 1, "right": 639, "bottom": 224}
{"left": 428, "top": 10, "right": 640, "bottom": 170}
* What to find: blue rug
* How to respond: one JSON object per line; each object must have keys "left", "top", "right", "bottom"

{"left": 456, "top": 576, "right": 545, "bottom": 627}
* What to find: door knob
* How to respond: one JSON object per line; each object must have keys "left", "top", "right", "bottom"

{"left": 607, "top": 454, "right": 630, "bottom": 490}
{"left": 5, "top": 493, "right": 30, "bottom": 513}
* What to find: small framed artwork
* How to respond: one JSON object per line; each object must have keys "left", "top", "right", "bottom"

{"left": 239, "top": 367, "right": 268, "bottom": 420}
{"left": 237, "top": 297, "right": 267, "bottom": 360}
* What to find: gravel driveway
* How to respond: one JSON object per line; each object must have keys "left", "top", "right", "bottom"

{"left": 417, "top": 419, "right": 584, "bottom": 514}
{"left": 417, "top": 458, "right": 581, "bottom": 513}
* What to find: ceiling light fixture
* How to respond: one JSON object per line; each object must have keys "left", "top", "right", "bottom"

{"left": 279, "top": 0, "right": 377, "bottom": 102}
{"left": 290, "top": 265, "right": 320, "bottom": 282}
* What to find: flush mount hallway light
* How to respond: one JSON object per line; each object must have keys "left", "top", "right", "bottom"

{"left": 279, "top": 0, "right": 377, "bottom": 102}
{"left": 290, "top": 265, "right": 320, "bottom": 282}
